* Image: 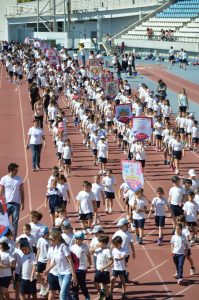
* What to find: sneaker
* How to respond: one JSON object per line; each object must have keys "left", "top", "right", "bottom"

{"left": 164, "top": 160, "right": 167, "bottom": 165}
{"left": 175, "top": 169, "right": 180, "bottom": 175}
{"left": 190, "top": 267, "right": 196, "bottom": 276}
{"left": 108, "top": 207, "right": 112, "bottom": 213}
{"left": 99, "top": 289, "right": 105, "bottom": 300}
{"left": 172, "top": 272, "right": 178, "bottom": 278}
{"left": 87, "top": 228, "right": 92, "bottom": 234}
{"left": 190, "top": 238, "right": 195, "bottom": 245}
{"left": 177, "top": 278, "right": 183, "bottom": 285}
{"left": 157, "top": 239, "right": 162, "bottom": 246}
{"left": 139, "top": 238, "right": 143, "bottom": 245}
{"left": 83, "top": 230, "right": 87, "bottom": 234}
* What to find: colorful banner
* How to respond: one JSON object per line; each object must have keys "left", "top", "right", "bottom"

{"left": 0, "top": 197, "right": 9, "bottom": 238}
{"left": 115, "top": 103, "right": 132, "bottom": 123}
{"left": 49, "top": 56, "right": 60, "bottom": 67}
{"left": 89, "top": 58, "right": 101, "bottom": 67}
{"left": 121, "top": 160, "right": 144, "bottom": 192}
{"left": 89, "top": 65, "right": 102, "bottom": 81}
{"left": 132, "top": 117, "right": 152, "bottom": 141}
{"left": 101, "top": 70, "right": 113, "bottom": 83}
{"left": 105, "top": 81, "right": 118, "bottom": 99}
{"left": 40, "top": 41, "right": 52, "bottom": 52}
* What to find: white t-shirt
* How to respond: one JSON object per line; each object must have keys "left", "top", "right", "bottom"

{"left": 54, "top": 243, "right": 71, "bottom": 275}
{"left": 0, "top": 175, "right": 23, "bottom": 204}
{"left": 112, "top": 229, "right": 133, "bottom": 255}
{"left": 169, "top": 186, "right": 185, "bottom": 205}
{"left": 97, "top": 142, "right": 108, "bottom": 158}
{"left": 13, "top": 248, "right": 23, "bottom": 275}
{"left": 20, "top": 251, "right": 37, "bottom": 280}
{"left": 131, "top": 198, "right": 147, "bottom": 220}
{"left": 191, "top": 126, "right": 199, "bottom": 138}
{"left": 0, "top": 251, "right": 15, "bottom": 277}
{"left": 112, "top": 247, "right": 126, "bottom": 271}
{"left": 29, "top": 222, "right": 46, "bottom": 242}
{"left": 37, "top": 237, "right": 49, "bottom": 263}
{"left": 47, "top": 246, "right": 59, "bottom": 276}
{"left": 95, "top": 247, "right": 112, "bottom": 271}
{"left": 102, "top": 176, "right": 116, "bottom": 193}
{"left": 57, "top": 183, "right": 69, "bottom": 202}
{"left": 16, "top": 233, "right": 36, "bottom": 249}
{"left": 170, "top": 235, "right": 189, "bottom": 255}
{"left": 61, "top": 233, "right": 75, "bottom": 249}
{"left": 57, "top": 140, "right": 64, "bottom": 153}
{"left": 183, "top": 201, "right": 199, "bottom": 222}
{"left": 28, "top": 127, "right": 44, "bottom": 145}
{"left": 152, "top": 197, "right": 169, "bottom": 216}
{"left": 120, "top": 182, "right": 129, "bottom": 198}
{"left": 173, "top": 141, "right": 184, "bottom": 151}
{"left": 70, "top": 243, "right": 89, "bottom": 270}
{"left": 92, "top": 183, "right": 104, "bottom": 202}
{"left": 62, "top": 146, "right": 72, "bottom": 159}
{"left": 76, "top": 190, "right": 96, "bottom": 214}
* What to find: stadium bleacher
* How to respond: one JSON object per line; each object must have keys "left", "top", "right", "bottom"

{"left": 121, "top": 0, "right": 199, "bottom": 43}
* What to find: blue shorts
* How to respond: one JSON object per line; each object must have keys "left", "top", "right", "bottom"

{"left": 63, "top": 159, "right": 72, "bottom": 165}
{"left": 112, "top": 270, "right": 126, "bottom": 278}
{"left": 79, "top": 212, "right": 93, "bottom": 221}
{"left": 104, "top": 191, "right": 115, "bottom": 200}
{"left": 49, "top": 198, "right": 64, "bottom": 214}
{"left": 20, "top": 279, "right": 37, "bottom": 295}
{"left": 94, "top": 270, "right": 110, "bottom": 284}
{"left": 155, "top": 216, "right": 166, "bottom": 227}
{"left": 0, "top": 276, "right": 12, "bottom": 288}
{"left": 36, "top": 262, "right": 47, "bottom": 273}
{"left": 170, "top": 204, "right": 183, "bottom": 217}
{"left": 133, "top": 218, "right": 145, "bottom": 229}
{"left": 48, "top": 273, "right": 60, "bottom": 291}
{"left": 99, "top": 157, "right": 107, "bottom": 164}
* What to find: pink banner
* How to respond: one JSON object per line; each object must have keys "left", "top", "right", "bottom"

{"left": 0, "top": 197, "right": 9, "bottom": 237}
{"left": 132, "top": 117, "right": 152, "bottom": 141}
{"left": 121, "top": 160, "right": 144, "bottom": 192}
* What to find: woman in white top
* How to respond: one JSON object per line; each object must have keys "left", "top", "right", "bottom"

{"left": 27, "top": 119, "right": 46, "bottom": 171}
{"left": 178, "top": 88, "right": 189, "bottom": 113}
{"left": 102, "top": 169, "right": 116, "bottom": 214}
{"left": 44, "top": 231, "right": 77, "bottom": 300}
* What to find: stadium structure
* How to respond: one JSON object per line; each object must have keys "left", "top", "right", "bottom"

{"left": 1, "top": 0, "right": 199, "bottom": 55}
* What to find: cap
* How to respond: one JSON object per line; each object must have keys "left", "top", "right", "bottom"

{"left": 62, "top": 221, "right": 72, "bottom": 229}
{"left": 188, "top": 169, "right": 196, "bottom": 177}
{"left": 189, "top": 113, "right": 194, "bottom": 117}
{"left": 0, "top": 236, "right": 9, "bottom": 244}
{"left": 43, "top": 226, "right": 49, "bottom": 235}
{"left": 116, "top": 217, "right": 129, "bottom": 227}
{"left": 20, "top": 239, "right": 30, "bottom": 248}
{"left": 100, "top": 136, "right": 105, "bottom": 139}
{"left": 92, "top": 225, "right": 104, "bottom": 234}
{"left": 74, "top": 231, "right": 85, "bottom": 240}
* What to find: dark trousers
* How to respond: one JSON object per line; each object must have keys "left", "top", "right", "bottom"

{"left": 30, "top": 144, "right": 42, "bottom": 169}
{"left": 173, "top": 254, "right": 185, "bottom": 279}
{"left": 71, "top": 269, "right": 89, "bottom": 300}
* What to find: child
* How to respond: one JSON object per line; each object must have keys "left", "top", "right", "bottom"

{"left": 29, "top": 210, "right": 46, "bottom": 243}
{"left": 17, "top": 223, "right": 36, "bottom": 251}
{"left": 36, "top": 227, "right": 49, "bottom": 296}
{"left": 0, "top": 237, "right": 16, "bottom": 300}
{"left": 56, "top": 133, "right": 64, "bottom": 171}
{"left": 97, "top": 136, "right": 109, "bottom": 175}
{"left": 191, "top": 120, "right": 199, "bottom": 152}
{"left": 153, "top": 116, "right": 164, "bottom": 151}
{"left": 47, "top": 166, "right": 60, "bottom": 189}
{"left": 172, "top": 134, "right": 185, "bottom": 175}
{"left": 62, "top": 138, "right": 73, "bottom": 177}
{"left": 57, "top": 175, "right": 71, "bottom": 208}
{"left": 70, "top": 231, "right": 92, "bottom": 300}
{"left": 170, "top": 224, "right": 189, "bottom": 285}
{"left": 90, "top": 129, "right": 99, "bottom": 165}
{"left": 112, "top": 218, "right": 135, "bottom": 282}
{"left": 130, "top": 188, "right": 147, "bottom": 245}
{"left": 102, "top": 169, "right": 117, "bottom": 214}
{"left": 19, "top": 239, "right": 37, "bottom": 300}
{"left": 176, "top": 215, "right": 196, "bottom": 276}
{"left": 111, "top": 236, "right": 128, "bottom": 300}
{"left": 92, "top": 175, "right": 105, "bottom": 224}
{"left": 183, "top": 190, "right": 199, "bottom": 244}
{"left": 45, "top": 179, "right": 64, "bottom": 226}
{"left": 61, "top": 221, "right": 75, "bottom": 249}
{"left": 90, "top": 225, "right": 105, "bottom": 267}
{"left": 76, "top": 181, "right": 97, "bottom": 234}
{"left": 148, "top": 187, "right": 172, "bottom": 245}
{"left": 91, "top": 235, "right": 113, "bottom": 300}
{"left": 55, "top": 207, "right": 69, "bottom": 229}
{"left": 118, "top": 181, "right": 130, "bottom": 217}
{"left": 130, "top": 141, "right": 146, "bottom": 171}
{"left": 168, "top": 176, "right": 186, "bottom": 230}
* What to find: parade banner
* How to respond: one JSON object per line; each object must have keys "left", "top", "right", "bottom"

{"left": 0, "top": 197, "right": 9, "bottom": 238}
{"left": 131, "top": 117, "right": 152, "bottom": 141}
{"left": 105, "top": 81, "right": 118, "bottom": 99}
{"left": 121, "top": 160, "right": 144, "bottom": 192}
{"left": 49, "top": 56, "right": 60, "bottom": 67}
{"left": 89, "top": 58, "right": 101, "bottom": 67}
{"left": 89, "top": 65, "right": 102, "bottom": 81}
{"left": 115, "top": 103, "right": 132, "bottom": 123}
{"left": 101, "top": 70, "right": 113, "bottom": 83}
{"left": 40, "top": 41, "right": 52, "bottom": 52}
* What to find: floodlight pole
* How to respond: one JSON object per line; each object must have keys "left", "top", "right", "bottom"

{"left": 37, "top": 0, "right": 39, "bottom": 32}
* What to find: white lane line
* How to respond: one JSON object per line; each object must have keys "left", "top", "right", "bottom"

{"left": 17, "top": 85, "right": 32, "bottom": 211}
{"left": 0, "top": 67, "right": 3, "bottom": 89}
{"left": 174, "top": 283, "right": 196, "bottom": 296}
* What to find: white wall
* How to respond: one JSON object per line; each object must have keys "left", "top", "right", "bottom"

{"left": 0, "top": 0, "right": 17, "bottom": 41}
{"left": 33, "top": 32, "right": 72, "bottom": 48}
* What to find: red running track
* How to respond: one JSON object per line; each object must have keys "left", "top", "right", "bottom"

{"left": 0, "top": 67, "right": 199, "bottom": 300}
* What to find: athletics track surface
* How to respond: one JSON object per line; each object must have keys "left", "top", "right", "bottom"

{"left": 0, "top": 64, "right": 199, "bottom": 300}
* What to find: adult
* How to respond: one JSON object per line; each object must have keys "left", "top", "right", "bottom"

{"left": 29, "top": 82, "right": 40, "bottom": 111}
{"left": 0, "top": 163, "right": 24, "bottom": 237}
{"left": 27, "top": 119, "right": 46, "bottom": 171}
{"left": 178, "top": 88, "right": 189, "bottom": 113}
{"left": 156, "top": 79, "right": 167, "bottom": 99}
{"left": 33, "top": 97, "right": 44, "bottom": 129}
{"left": 45, "top": 231, "right": 77, "bottom": 300}
{"left": 79, "top": 45, "right": 86, "bottom": 67}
